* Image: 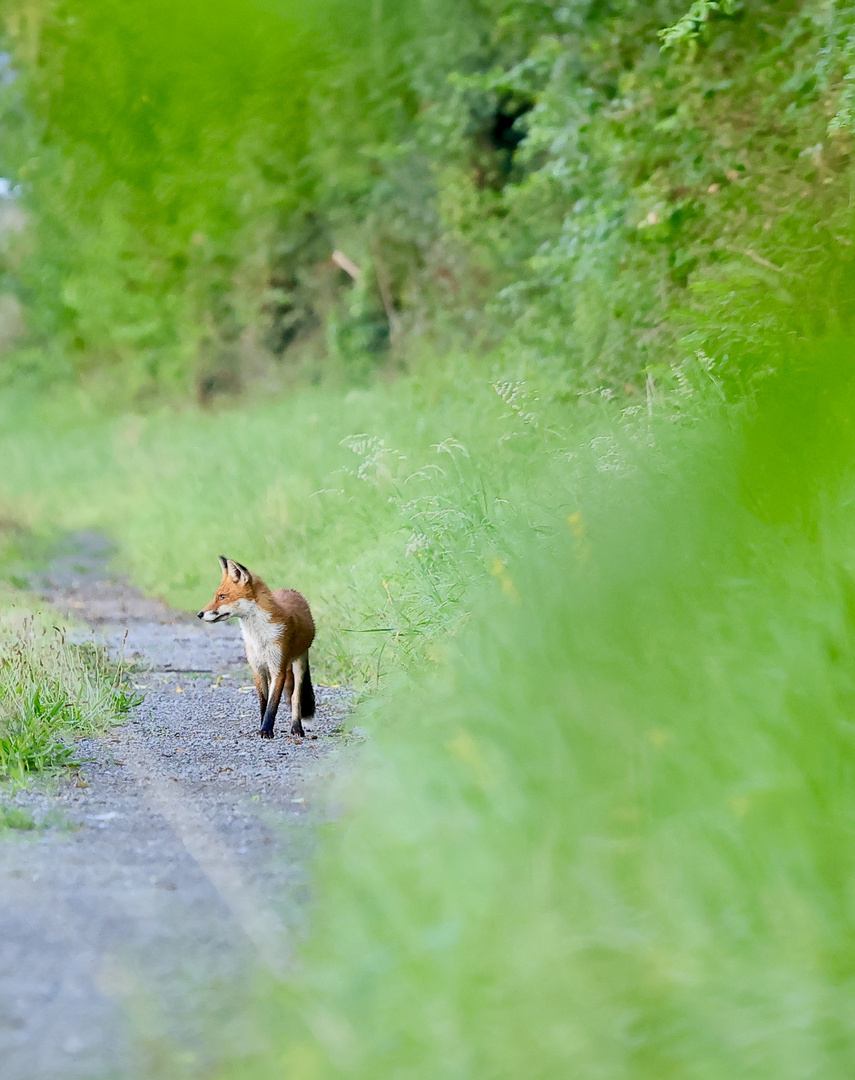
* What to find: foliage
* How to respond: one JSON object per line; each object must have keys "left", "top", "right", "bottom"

{"left": 0, "top": 0, "right": 474, "bottom": 397}
{"left": 659, "top": 0, "right": 741, "bottom": 50}
{"left": 4, "top": 2, "right": 855, "bottom": 397}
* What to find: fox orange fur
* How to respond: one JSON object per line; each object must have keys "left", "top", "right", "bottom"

{"left": 198, "top": 556, "right": 316, "bottom": 739}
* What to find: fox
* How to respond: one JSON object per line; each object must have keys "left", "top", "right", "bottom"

{"left": 197, "top": 556, "right": 316, "bottom": 740}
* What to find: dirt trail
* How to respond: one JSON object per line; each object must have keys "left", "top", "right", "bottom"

{"left": 0, "top": 533, "right": 350, "bottom": 1079}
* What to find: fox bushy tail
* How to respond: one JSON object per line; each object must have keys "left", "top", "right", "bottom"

{"left": 301, "top": 658, "right": 316, "bottom": 718}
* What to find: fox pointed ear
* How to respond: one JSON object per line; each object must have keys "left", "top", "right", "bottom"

{"left": 218, "top": 555, "right": 229, "bottom": 574}
{"left": 226, "top": 558, "right": 251, "bottom": 584}
{"left": 233, "top": 560, "right": 252, "bottom": 584}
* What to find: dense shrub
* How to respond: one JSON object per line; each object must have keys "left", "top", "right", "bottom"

{"left": 3, "top": 1, "right": 855, "bottom": 396}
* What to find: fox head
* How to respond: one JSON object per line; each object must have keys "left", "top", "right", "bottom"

{"left": 197, "top": 556, "right": 256, "bottom": 622}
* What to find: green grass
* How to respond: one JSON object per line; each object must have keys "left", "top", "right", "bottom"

{"left": 0, "top": 353, "right": 635, "bottom": 686}
{"left": 2, "top": 348, "right": 855, "bottom": 1075}
{"left": 194, "top": 348, "right": 855, "bottom": 1079}
{"left": 0, "top": 803, "right": 37, "bottom": 831}
{"left": 0, "top": 590, "right": 140, "bottom": 780}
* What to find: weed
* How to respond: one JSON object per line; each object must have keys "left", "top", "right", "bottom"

{"left": 0, "top": 803, "right": 36, "bottom": 831}
{"left": 0, "top": 607, "right": 140, "bottom": 781}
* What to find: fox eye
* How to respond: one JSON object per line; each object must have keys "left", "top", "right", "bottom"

{"left": 218, "top": 594, "right": 228, "bottom": 600}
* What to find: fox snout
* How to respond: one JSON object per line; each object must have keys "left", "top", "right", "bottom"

{"left": 197, "top": 607, "right": 230, "bottom": 622}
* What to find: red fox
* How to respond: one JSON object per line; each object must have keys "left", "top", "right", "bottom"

{"left": 197, "top": 556, "right": 316, "bottom": 739}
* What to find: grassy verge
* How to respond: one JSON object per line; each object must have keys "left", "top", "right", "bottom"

{"left": 3, "top": 346, "right": 855, "bottom": 1074}
{"left": 0, "top": 584, "right": 139, "bottom": 782}
{"left": 196, "top": 345, "right": 855, "bottom": 1079}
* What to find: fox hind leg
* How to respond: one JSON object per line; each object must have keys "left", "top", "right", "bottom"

{"left": 290, "top": 653, "right": 307, "bottom": 737}
{"left": 284, "top": 663, "right": 295, "bottom": 704}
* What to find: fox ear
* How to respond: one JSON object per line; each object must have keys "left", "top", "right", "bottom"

{"left": 218, "top": 555, "right": 229, "bottom": 574}
{"left": 226, "top": 558, "right": 251, "bottom": 584}
{"left": 233, "top": 560, "right": 252, "bottom": 584}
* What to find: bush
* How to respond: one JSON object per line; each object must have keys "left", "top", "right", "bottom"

{"left": 6, "top": 2, "right": 855, "bottom": 398}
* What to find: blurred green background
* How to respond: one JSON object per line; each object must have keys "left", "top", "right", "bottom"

{"left": 4, "top": 0, "right": 855, "bottom": 1075}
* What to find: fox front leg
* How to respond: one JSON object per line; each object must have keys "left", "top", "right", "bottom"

{"left": 254, "top": 669, "right": 269, "bottom": 725}
{"left": 259, "top": 669, "right": 287, "bottom": 739}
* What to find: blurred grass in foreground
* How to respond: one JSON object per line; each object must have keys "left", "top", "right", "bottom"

{"left": 196, "top": 340, "right": 855, "bottom": 1078}
{"left": 2, "top": 344, "right": 855, "bottom": 1072}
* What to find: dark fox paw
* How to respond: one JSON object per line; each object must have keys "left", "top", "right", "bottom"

{"left": 258, "top": 727, "right": 274, "bottom": 739}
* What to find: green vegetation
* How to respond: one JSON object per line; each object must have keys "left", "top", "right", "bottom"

{"left": 2, "top": 0, "right": 855, "bottom": 1076}
{"left": 0, "top": 359, "right": 620, "bottom": 684}
{"left": 0, "top": 802, "right": 36, "bottom": 830}
{"left": 0, "top": 517, "right": 137, "bottom": 782}
{"left": 209, "top": 347, "right": 855, "bottom": 1079}
{"left": 4, "top": 1, "right": 855, "bottom": 397}
{"left": 4, "top": 337, "right": 855, "bottom": 1077}
{"left": 0, "top": 583, "right": 138, "bottom": 779}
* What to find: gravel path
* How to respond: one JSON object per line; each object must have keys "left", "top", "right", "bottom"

{"left": 0, "top": 533, "right": 351, "bottom": 1079}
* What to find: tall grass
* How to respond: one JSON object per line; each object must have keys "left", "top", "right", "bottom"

{"left": 0, "top": 596, "right": 139, "bottom": 779}
{"left": 0, "top": 354, "right": 627, "bottom": 685}
{"left": 192, "top": 344, "right": 855, "bottom": 1079}
{"left": 3, "top": 347, "right": 855, "bottom": 1074}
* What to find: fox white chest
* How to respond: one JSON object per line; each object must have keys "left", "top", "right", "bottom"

{"left": 236, "top": 601, "right": 284, "bottom": 676}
